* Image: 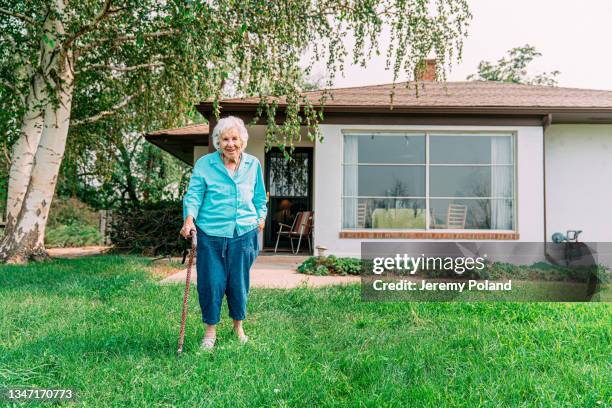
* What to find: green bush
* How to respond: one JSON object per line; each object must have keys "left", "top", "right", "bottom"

{"left": 297, "top": 255, "right": 363, "bottom": 276}
{"left": 45, "top": 224, "right": 102, "bottom": 248}
{"left": 48, "top": 197, "right": 99, "bottom": 228}
{"left": 297, "top": 254, "right": 611, "bottom": 284}
{"left": 44, "top": 197, "right": 102, "bottom": 247}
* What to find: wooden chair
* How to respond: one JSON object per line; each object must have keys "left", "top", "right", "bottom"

{"left": 356, "top": 201, "right": 368, "bottom": 228}
{"left": 430, "top": 204, "right": 467, "bottom": 229}
{"left": 446, "top": 204, "right": 467, "bottom": 229}
{"left": 274, "top": 211, "right": 313, "bottom": 254}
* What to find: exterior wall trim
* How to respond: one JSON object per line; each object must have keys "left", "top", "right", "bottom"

{"left": 338, "top": 231, "right": 520, "bottom": 240}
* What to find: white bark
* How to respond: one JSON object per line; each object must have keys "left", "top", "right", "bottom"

{"left": 5, "top": 75, "right": 46, "bottom": 228}
{"left": 24, "top": 75, "right": 74, "bottom": 243}
{"left": 0, "top": 64, "right": 74, "bottom": 263}
{"left": 5, "top": 8, "right": 58, "bottom": 230}
{"left": 1, "top": 0, "right": 74, "bottom": 263}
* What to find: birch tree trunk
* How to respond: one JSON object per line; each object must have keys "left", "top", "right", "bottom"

{"left": 0, "top": 66, "right": 74, "bottom": 263}
{"left": 0, "top": 1, "right": 74, "bottom": 264}
{"left": 4, "top": 8, "right": 58, "bottom": 234}
{"left": 5, "top": 74, "right": 46, "bottom": 231}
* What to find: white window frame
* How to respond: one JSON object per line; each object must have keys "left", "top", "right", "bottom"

{"left": 341, "top": 130, "right": 518, "bottom": 233}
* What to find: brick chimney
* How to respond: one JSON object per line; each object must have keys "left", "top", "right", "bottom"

{"left": 414, "top": 59, "right": 437, "bottom": 81}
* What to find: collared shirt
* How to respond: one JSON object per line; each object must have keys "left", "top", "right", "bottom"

{"left": 182, "top": 150, "right": 267, "bottom": 238}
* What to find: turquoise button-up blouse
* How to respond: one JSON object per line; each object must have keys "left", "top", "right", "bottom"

{"left": 182, "top": 150, "right": 267, "bottom": 238}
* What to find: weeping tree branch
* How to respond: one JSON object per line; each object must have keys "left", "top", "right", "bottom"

{"left": 63, "top": 0, "right": 117, "bottom": 50}
{"left": 76, "top": 62, "right": 164, "bottom": 75}
{"left": 128, "top": 135, "right": 144, "bottom": 161}
{"left": 75, "top": 29, "right": 179, "bottom": 56}
{"left": 1, "top": 80, "right": 25, "bottom": 104}
{"left": 113, "top": 29, "right": 179, "bottom": 43}
{"left": 71, "top": 84, "right": 145, "bottom": 126}
{"left": 1, "top": 32, "right": 18, "bottom": 47}
{"left": 0, "top": 7, "right": 36, "bottom": 25}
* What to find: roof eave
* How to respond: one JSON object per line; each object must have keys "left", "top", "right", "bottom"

{"left": 196, "top": 102, "right": 612, "bottom": 124}
{"left": 197, "top": 101, "right": 612, "bottom": 115}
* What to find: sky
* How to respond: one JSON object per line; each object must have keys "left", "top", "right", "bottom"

{"left": 308, "top": 0, "right": 612, "bottom": 91}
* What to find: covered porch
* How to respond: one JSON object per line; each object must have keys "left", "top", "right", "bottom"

{"left": 145, "top": 123, "right": 316, "bottom": 254}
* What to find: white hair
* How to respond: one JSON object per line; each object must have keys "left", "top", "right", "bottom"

{"left": 211, "top": 116, "right": 249, "bottom": 150}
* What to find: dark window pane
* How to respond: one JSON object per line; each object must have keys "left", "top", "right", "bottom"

{"left": 430, "top": 135, "right": 512, "bottom": 164}
{"left": 343, "top": 165, "right": 425, "bottom": 197}
{"left": 429, "top": 166, "right": 513, "bottom": 198}
{"left": 430, "top": 166, "right": 491, "bottom": 198}
{"left": 344, "top": 134, "right": 425, "bottom": 164}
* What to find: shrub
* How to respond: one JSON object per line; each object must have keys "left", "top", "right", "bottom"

{"left": 297, "top": 255, "right": 363, "bottom": 276}
{"left": 109, "top": 200, "right": 188, "bottom": 256}
{"left": 297, "top": 254, "right": 611, "bottom": 284}
{"left": 45, "top": 224, "right": 102, "bottom": 248}
{"left": 334, "top": 257, "right": 362, "bottom": 275}
{"left": 48, "top": 197, "right": 99, "bottom": 228}
{"left": 44, "top": 197, "right": 102, "bottom": 247}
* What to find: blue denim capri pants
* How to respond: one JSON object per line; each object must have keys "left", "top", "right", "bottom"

{"left": 195, "top": 226, "right": 259, "bottom": 325}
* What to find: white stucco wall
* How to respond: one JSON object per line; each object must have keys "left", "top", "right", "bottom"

{"left": 313, "top": 124, "right": 545, "bottom": 257}
{"left": 545, "top": 124, "right": 612, "bottom": 242}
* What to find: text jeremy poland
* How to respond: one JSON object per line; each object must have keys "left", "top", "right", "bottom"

{"left": 372, "top": 280, "right": 512, "bottom": 292}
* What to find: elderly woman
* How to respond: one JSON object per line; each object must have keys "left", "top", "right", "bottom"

{"left": 180, "top": 116, "right": 267, "bottom": 351}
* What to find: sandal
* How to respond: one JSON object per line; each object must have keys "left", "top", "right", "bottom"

{"left": 200, "top": 336, "right": 216, "bottom": 351}
{"left": 233, "top": 328, "right": 249, "bottom": 344}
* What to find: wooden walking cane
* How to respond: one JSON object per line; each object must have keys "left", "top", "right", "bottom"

{"left": 177, "top": 228, "right": 197, "bottom": 354}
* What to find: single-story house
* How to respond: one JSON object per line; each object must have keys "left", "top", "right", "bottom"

{"left": 146, "top": 69, "right": 612, "bottom": 257}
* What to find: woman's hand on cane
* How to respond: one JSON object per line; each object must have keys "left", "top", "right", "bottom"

{"left": 181, "top": 216, "right": 196, "bottom": 238}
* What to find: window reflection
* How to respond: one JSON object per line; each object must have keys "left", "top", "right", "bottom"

{"left": 342, "top": 133, "right": 515, "bottom": 231}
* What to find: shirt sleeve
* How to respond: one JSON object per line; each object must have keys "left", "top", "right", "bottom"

{"left": 182, "top": 162, "right": 207, "bottom": 221}
{"left": 253, "top": 159, "right": 268, "bottom": 221}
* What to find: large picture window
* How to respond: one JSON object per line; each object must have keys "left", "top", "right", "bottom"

{"left": 342, "top": 132, "right": 515, "bottom": 230}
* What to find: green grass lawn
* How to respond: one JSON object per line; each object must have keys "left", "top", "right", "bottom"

{"left": 0, "top": 256, "right": 610, "bottom": 407}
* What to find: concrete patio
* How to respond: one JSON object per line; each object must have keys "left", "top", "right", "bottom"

{"left": 158, "top": 254, "right": 361, "bottom": 288}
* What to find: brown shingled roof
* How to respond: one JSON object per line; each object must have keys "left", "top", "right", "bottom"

{"left": 216, "top": 81, "right": 612, "bottom": 109}
{"left": 144, "top": 123, "right": 209, "bottom": 165}
{"left": 148, "top": 81, "right": 612, "bottom": 165}
{"left": 146, "top": 123, "right": 209, "bottom": 137}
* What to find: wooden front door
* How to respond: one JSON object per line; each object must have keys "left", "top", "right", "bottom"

{"left": 264, "top": 147, "right": 313, "bottom": 250}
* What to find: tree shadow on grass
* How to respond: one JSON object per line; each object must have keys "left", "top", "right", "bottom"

{"left": 1, "top": 255, "right": 195, "bottom": 358}
{"left": 7, "top": 327, "right": 187, "bottom": 363}
{"left": 0, "top": 255, "right": 155, "bottom": 300}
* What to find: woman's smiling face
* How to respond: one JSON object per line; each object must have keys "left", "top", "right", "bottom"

{"left": 219, "top": 127, "right": 243, "bottom": 159}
